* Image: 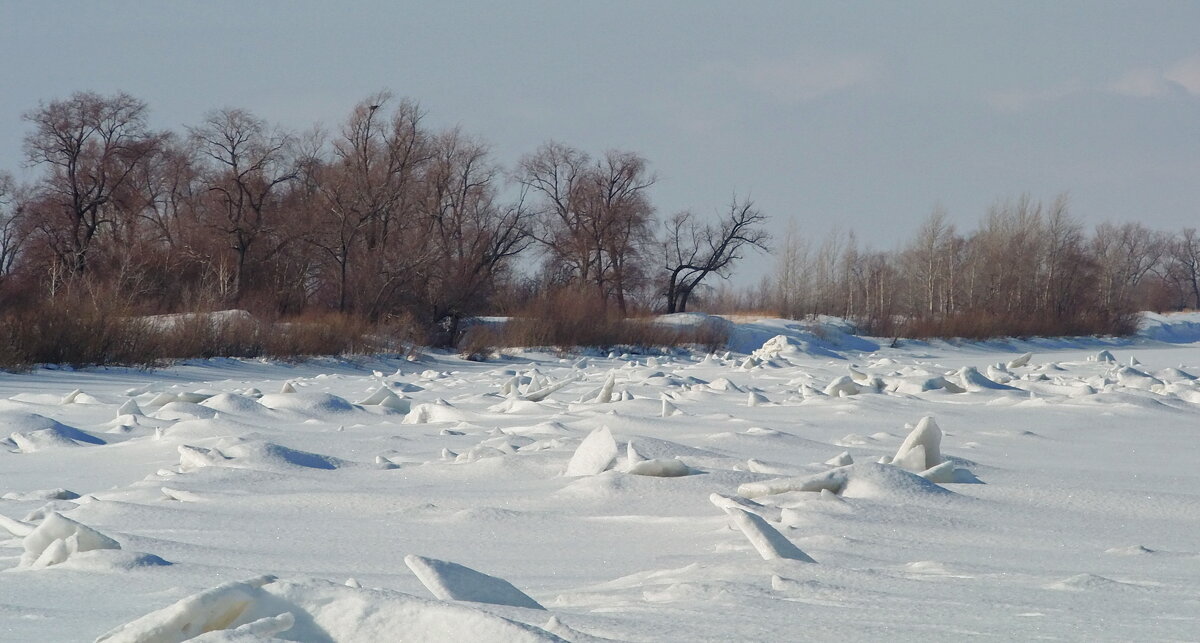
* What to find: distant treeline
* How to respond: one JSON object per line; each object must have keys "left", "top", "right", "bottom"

{"left": 0, "top": 91, "right": 1195, "bottom": 365}
{"left": 0, "top": 90, "right": 768, "bottom": 354}
{"left": 713, "top": 195, "right": 1200, "bottom": 339}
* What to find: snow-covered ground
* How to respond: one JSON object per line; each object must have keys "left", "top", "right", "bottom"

{"left": 3, "top": 314, "right": 1200, "bottom": 641}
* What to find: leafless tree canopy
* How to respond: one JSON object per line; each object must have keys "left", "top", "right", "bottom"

{"left": 0, "top": 91, "right": 1193, "bottom": 349}
{"left": 756, "top": 194, "right": 1191, "bottom": 338}
{"left": 663, "top": 197, "right": 770, "bottom": 313}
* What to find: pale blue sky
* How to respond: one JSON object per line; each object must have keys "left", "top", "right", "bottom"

{"left": 2, "top": 1, "right": 1198, "bottom": 282}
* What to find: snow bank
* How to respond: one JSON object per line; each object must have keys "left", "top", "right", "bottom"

{"left": 20, "top": 512, "right": 121, "bottom": 569}
{"left": 199, "top": 393, "right": 271, "bottom": 415}
{"left": 885, "top": 376, "right": 963, "bottom": 395}
{"left": 739, "top": 463, "right": 953, "bottom": 500}
{"left": 822, "top": 375, "right": 861, "bottom": 397}
{"left": 403, "top": 401, "right": 474, "bottom": 425}
{"left": 1138, "top": 311, "right": 1200, "bottom": 343}
{"left": 728, "top": 317, "right": 879, "bottom": 359}
{"left": 257, "top": 392, "right": 356, "bottom": 416}
{"left": 625, "top": 458, "right": 692, "bottom": 477}
{"left": 177, "top": 440, "right": 342, "bottom": 472}
{"left": 97, "top": 576, "right": 560, "bottom": 643}
{"left": 956, "top": 366, "right": 1016, "bottom": 392}
{"left": 404, "top": 555, "right": 545, "bottom": 609}
{"left": 356, "top": 387, "right": 411, "bottom": 412}
{"left": 95, "top": 575, "right": 278, "bottom": 642}
{"left": 4, "top": 412, "right": 104, "bottom": 453}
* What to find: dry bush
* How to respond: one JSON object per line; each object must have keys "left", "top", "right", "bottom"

{"left": 459, "top": 289, "right": 731, "bottom": 356}
{"left": 149, "top": 312, "right": 264, "bottom": 359}
{"left": 892, "top": 310, "right": 1139, "bottom": 341}
{"left": 0, "top": 297, "right": 159, "bottom": 370}
{"left": 261, "top": 313, "right": 385, "bottom": 358}
{"left": 0, "top": 301, "right": 415, "bottom": 371}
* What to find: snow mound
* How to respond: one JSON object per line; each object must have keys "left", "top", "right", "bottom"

{"left": 117, "top": 399, "right": 142, "bottom": 416}
{"left": 20, "top": 512, "right": 121, "bottom": 569}
{"left": 1115, "top": 367, "right": 1163, "bottom": 391}
{"left": 356, "top": 387, "right": 411, "bottom": 412}
{"left": 956, "top": 366, "right": 1016, "bottom": 392}
{"left": 1138, "top": 311, "right": 1200, "bottom": 343}
{"left": 257, "top": 392, "right": 356, "bottom": 416}
{"left": 153, "top": 401, "right": 218, "bottom": 421}
{"left": 626, "top": 458, "right": 693, "bottom": 477}
{"left": 55, "top": 549, "right": 171, "bottom": 573}
{"left": 185, "top": 613, "right": 294, "bottom": 642}
{"left": 8, "top": 412, "right": 105, "bottom": 452}
{"left": 96, "top": 576, "right": 560, "bottom": 643}
{"left": 178, "top": 440, "right": 342, "bottom": 472}
{"left": 739, "top": 463, "right": 953, "bottom": 501}
{"left": 730, "top": 318, "right": 878, "bottom": 359}
{"left": 823, "top": 376, "right": 860, "bottom": 397}
{"left": 199, "top": 393, "right": 271, "bottom": 415}
{"left": 2, "top": 488, "right": 80, "bottom": 501}
{"left": 565, "top": 427, "right": 619, "bottom": 476}
{"left": 403, "top": 401, "right": 474, "bottom": 424}
{"left": 885, "top": 376, "right": 964, "bottom": 395}
{"left": 61, "top": 389, "right": 103, "bottom": 404}
{"left": 1047, "top": 573, "right": 1145, "bottom": 592}
{"left": 1155, "top": 367, "right": 1196, "bottom": 382}
{"left": 404, "top": 554, "right": 545, "bottom": 609}
{"left": 1105, "top": 545, "right": 1156, "bottom": 556}
{"left": 220, "top": 440, "right": 342, "bottom": 471}
{"left": 824, "top": 451, "right": 853, "bottom": 467}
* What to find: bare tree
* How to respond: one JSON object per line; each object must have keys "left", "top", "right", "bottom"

{"left": 902, "top": 207, "right": 955, "bottom": 316}
{"left": 304, "top": 94, "right": 429, "bottom": 312}
{"left": 1165, "top": 228, "right": 1200, "bottom": 310}
{"left": 519, "top": 143, "right": 655, "bottom": 314}
{"left": 23, "top": 91, "right": 160, "bottom": 276}
{"left": 662, "top": 197, "right": 769, "bottom": 313}
{"left": 418, "top": 129, "right": 532, "bottom": 343}
{"left": 189, "top": 108, "right": 298, "bottom": 303}
{"left": 770, "top": 220, "right": 811, "bottom": 318}
{"left": 0, "top": 173, "right": 28, "bottom": 281}
{"left": 1092, "top": 222, "right": 1167, "bottom": 313}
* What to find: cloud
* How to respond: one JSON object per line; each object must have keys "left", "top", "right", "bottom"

{"left": 1104, "top": 54, "right": 1200, "bottom": 97}
{"left": 1107, "top": 54, "right": 1200, "bottom": 98}
{"left": 1106, "top": 67, "right": 1174, "bottom": 98}
{"left": 707, "top": 53, "right": 879, "bottom": 105}
{"left": 985, "top": 82, "right": 1085, "bottom": 113}
{"left": 1164, "top": 54, "right": 1200, "bottom": 95}
{"left": 988, "top": 53, "right": 1200, "bottom": 112}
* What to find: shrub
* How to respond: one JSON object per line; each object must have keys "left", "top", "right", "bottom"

{"left": 885, "top": 310, "right": 1139, "bottom": 341}
{"left": 458, "top": 289, "right": 731, "bottom": 356}
{"left": 0, "top": 302, "right": 411, "bottom": 371}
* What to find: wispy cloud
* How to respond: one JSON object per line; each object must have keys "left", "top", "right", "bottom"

{"left": 985, "top": 82, "right": 1086, "bottom": 113}
{"left": 988, "top": 53, "right": 1200, "bottom": 112}
{"left": 1106, "top": 54, "right": 1200, "bottom": 98}
{"left": 706, "top": 53, "right": 880, "bottom": 105}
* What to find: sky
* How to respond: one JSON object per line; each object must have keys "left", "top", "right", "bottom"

{"left": 1, "top": 1, "right": 1198, "bottom": 284}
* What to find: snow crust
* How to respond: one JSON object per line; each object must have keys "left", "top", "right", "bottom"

{"left": 2, "top": 312, "right": 1200, "bottom": 641}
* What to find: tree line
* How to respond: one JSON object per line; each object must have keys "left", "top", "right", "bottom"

{"left": 708, "top": 194, "right": 1197, "bottom": 339}
{"left": 0, "top": 91, "right": 769, "bottom": 346}
{"left": 0, "top": 90, "right": 1194, "bottom": 356}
